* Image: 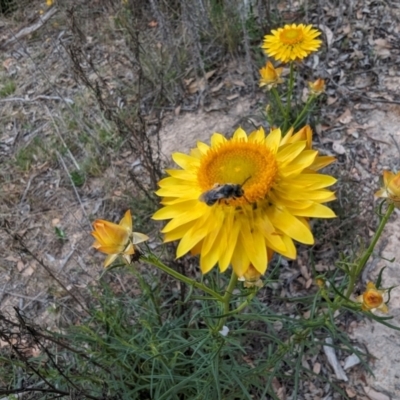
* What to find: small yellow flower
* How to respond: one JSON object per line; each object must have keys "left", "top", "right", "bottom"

{"left": 91, "top": 210, "right": 149, "bottom": 268}
{"left": 46, "top": 0, "right": 54, "bottom": 6}
{"left": 262, "top": 24, "right": 322, "bottom": 63}
{"left": 238, "top": 264, "right": 264, "bottom": 288}
{"left": 356, "top": 282, "right": 388, "bottom": 313}
{"left": 308, "top": 78, "right": 325, "bottom": 96}
{"left": 375, "top": 170, "right": 400, "bottom": 207}
{"left": 259, "top": 61, "right": 284, "bottom": 90}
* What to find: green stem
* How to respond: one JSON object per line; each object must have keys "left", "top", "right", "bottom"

{"left": 226, "top": 290, "right": 257, "bottom": 316}
{"left": 214, "top": 272, "right": 238, "bottom": 332}
{"left": 344, "top": 202, "right": 395, "bottom": 299}
{"left": 282, "top": 62, "right": 295, "bottom": 134}
{"left": 270, "top": 87, "right": 286, "bottom": 120}
{"left": 140, "top": 254, "right": 224, "bottom": 302}
{"left": 291, "top": 95, "right": 315, "bottom": 130}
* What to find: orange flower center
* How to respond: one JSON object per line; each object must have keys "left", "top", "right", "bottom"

{"left": 364, "top": 290, "right": 383, "bottom": 309}
{"left": 280, "top": 28, "right": 304, "bottom": 45}
{"left": 197, "top": 140, "right": 278, "bottom": 206}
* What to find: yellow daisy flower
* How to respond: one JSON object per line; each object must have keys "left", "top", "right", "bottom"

{"left": 91, "top": 210, "right": 149, "bottom": 268}
{"left": 375, "top": 170, "right": 400, "bottom": 207}
{"left": 153, "top": 125, "right": 336, "bottom": 276}
{"left": 262, "top": 24, "right": 322, "bottom": 63}
{"left": 356, "top": 282, "right": 388, "bottom": 313}
{"left": 259, "top": 61, "right": 284, "bottom": 90}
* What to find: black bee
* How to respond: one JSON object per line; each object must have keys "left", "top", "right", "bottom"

{"left": 199, "top": 177, "right": 251, "bottom": 206}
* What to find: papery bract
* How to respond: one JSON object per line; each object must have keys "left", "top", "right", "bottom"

{"left": 356, "top": 282, "right": 388, "bottom": 313}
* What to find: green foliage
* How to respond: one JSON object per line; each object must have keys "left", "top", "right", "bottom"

{"left": 55, "top": 226, "right": 68, "bottom": 241}
{"left": 2, "top": 252, "right": 394, "bottom": 399}
{"left": 0, "top": 80, "right": 16, "bottom": 97}
{"left": 70, "top": 169, "right": 86, "bottom": 187}
{"left": 14, "top": 137, "right": 47, "bottom": 171}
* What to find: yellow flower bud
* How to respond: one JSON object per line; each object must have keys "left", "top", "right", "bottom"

{"left": 375, "top": 170, "right": 400, "bottom": 207}
{"left": 238, "top": 265, "right": 263, "bottom": 288}
{"left": 308, "top": 78, "right": 325, "bottom": 96}
{"left": 259, "top": 61, "right": 284, "bottom": 90}
{"left": 91, "top": 210, "right": 149, "bottom": 268}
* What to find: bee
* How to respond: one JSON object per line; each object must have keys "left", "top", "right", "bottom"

{"left": 199, "top": 177, "right": 251, "bottom": 206}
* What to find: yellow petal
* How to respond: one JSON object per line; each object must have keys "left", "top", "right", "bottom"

{"left": 287, "top": 203, "right": 336, "bottom": 218}
{"left": 267, "top": 207, "right": 314, "bottom": 244}
{"left": 119, "top": 210, "right": 132, "bottom": 232}
{"left": 196, "top": 141, "right": 210, "bottom": 155}
{"left": 218, "top": 212, "right": 240, "bottom": 272}
{"left": 277, "top": 142, "right": 307, "bottom": 166}
{"left": 153, "top": 200, "right": 201, "bottom": 220}
{"left": 309, "top": 155, "right": 336, "bottom": 171}
{"left": 172, "top": 152, "right": 200, "bottom": 169}
{"left": 165, "top": 169, "right": 197, "bottom": 181}
{"left": 248, "top": 127, "right": 266, "bottom": 142}
{"left": 231, "top": 238, "right": 251, "bottom": 277}
{"left": 265, "top": 128, "right": 281, "bottom": 154}
{"left": 232, "top": 127, "right": 248, "bottom": 141}
{"left": 210, "top": 133, "right": 227, "bottom": 146}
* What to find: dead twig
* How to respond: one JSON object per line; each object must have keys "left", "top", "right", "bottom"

{"left": 0, "top": 7, "right": 58, "bottom": 49}
{"left": 0, "top": 95, "right": 74, "bottom": 104}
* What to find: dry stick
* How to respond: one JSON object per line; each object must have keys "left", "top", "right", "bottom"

{"left": 0, "top": 7, "right": 58, "bottom": 49}
{"left": 0, "top": 95, "right": 74, "bottom": 104}
{"left": 3, "top": 291, "right": 47, "bottom": 303}
{"left": 19, "top": 174, "right": 36, "bottom": 205}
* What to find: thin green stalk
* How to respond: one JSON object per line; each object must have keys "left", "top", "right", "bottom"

{"left": 141, "top": 254, "right": 224, "bottom": 302}
{"left": 282, "top": 62, "right": 295, "bottom": 134}
{"left": 270, "top": 87, "right": 286, "bottom": 118}
{"left": 214, "top": 272, "right": 238, "bottom": 332}
{"left": 291, "top": 95, "right": 315, "bottom": 130}
{"left": 227, "top": 290, "right": 257, "bottom": 315}
{"left": 344, "top": 202, "right": 395, "bottom": 299}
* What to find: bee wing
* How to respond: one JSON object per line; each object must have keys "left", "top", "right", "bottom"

{"left": 199, "top": 192, "right": 207, "bottom": 202}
